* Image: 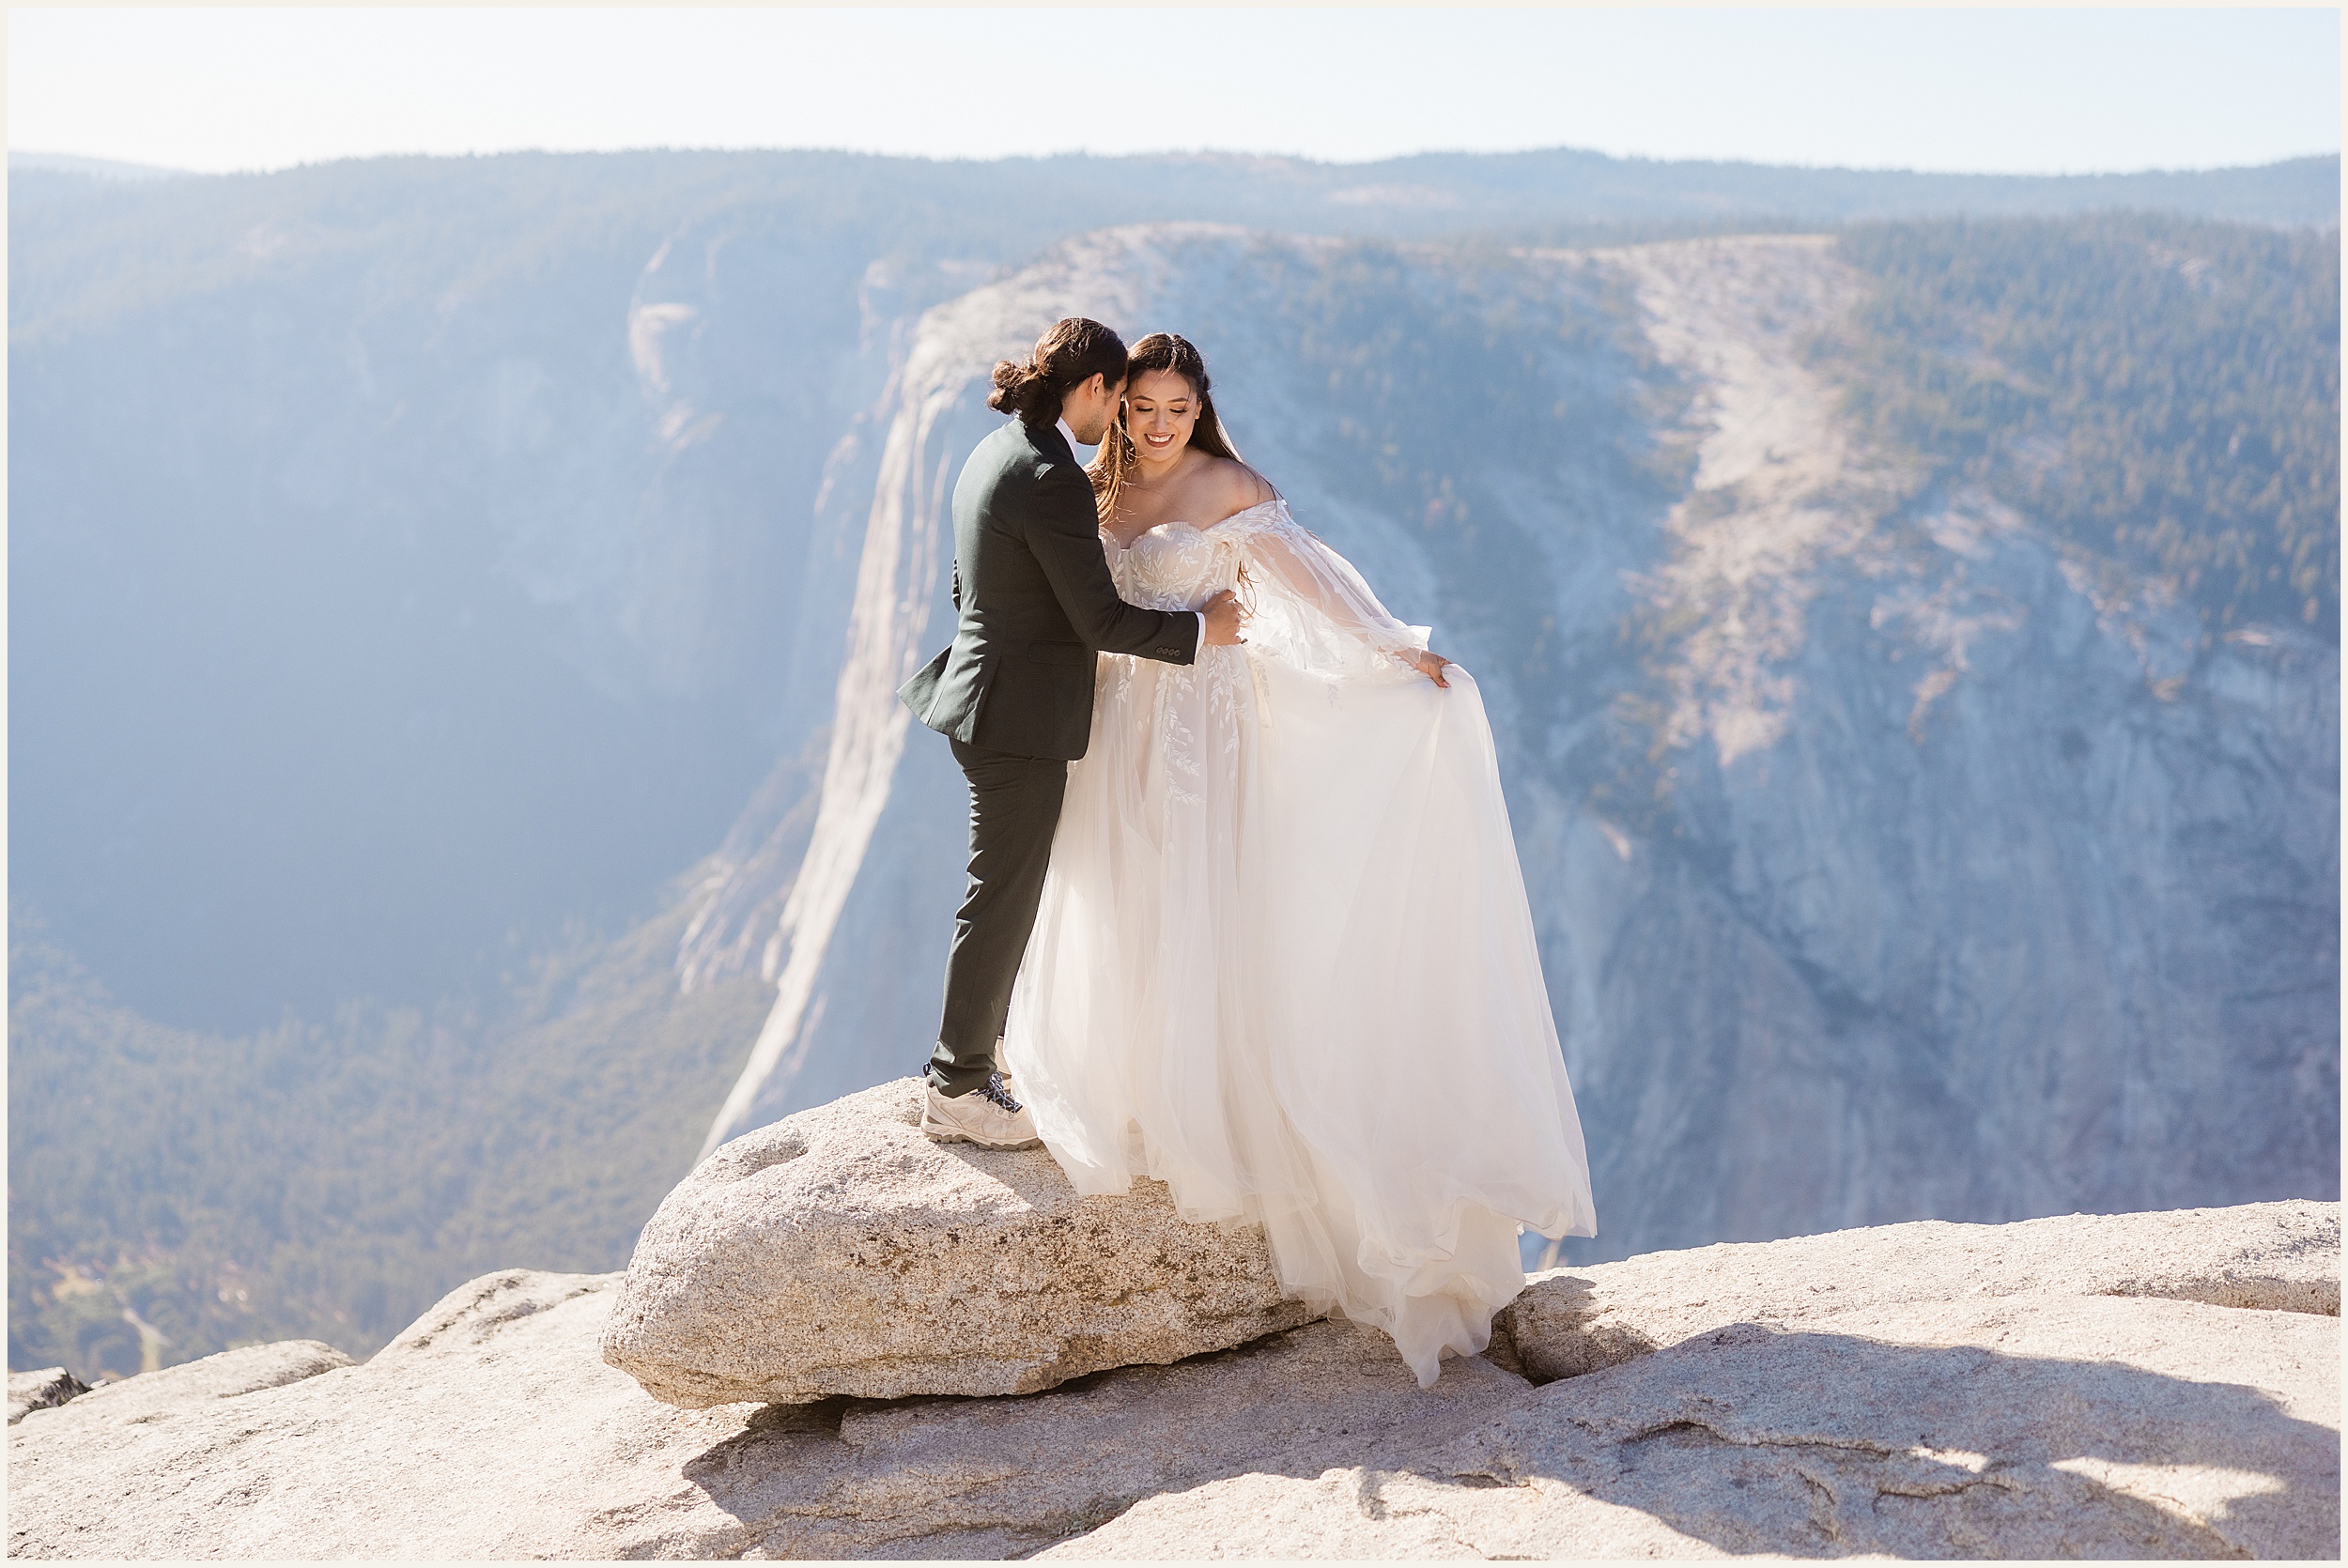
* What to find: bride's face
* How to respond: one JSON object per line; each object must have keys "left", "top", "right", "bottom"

{"left": 1123, "top": 369, "right": 1198, "bottom": 462}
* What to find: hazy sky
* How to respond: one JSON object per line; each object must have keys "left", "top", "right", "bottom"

{"left": 8, "top": 7, "right": 2339, "bottom": 177}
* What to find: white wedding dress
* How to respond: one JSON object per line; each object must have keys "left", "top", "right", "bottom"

{"left": 1001, "top": 497, "right": 1597, "bottom": 1385}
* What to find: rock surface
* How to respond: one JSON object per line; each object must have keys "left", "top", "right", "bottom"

{"left": 1058, "top": 1294, "right": 2337, "bottom": 1560}
{"left": 6, "top": 1339, "right": 349, "bottom": 1429}
{"left": 10, "top": 1199, "right": 2335, "bottom": 1560}
{"left": 601, "top": 1077, "right": 1318, "bottom": 1407}
{"left": 6, "top": 1368, "right": 88, "bottom": 1425}
{"left": 1494, "top": 1198, "right": 2341, "bottom": 1383}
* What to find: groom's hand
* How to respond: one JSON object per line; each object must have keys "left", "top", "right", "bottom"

{"left": 1201, "top": 590, "right": 1246, "bottom": 648}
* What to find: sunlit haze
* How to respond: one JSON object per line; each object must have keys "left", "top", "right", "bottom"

{"left": 8, "top": 6, "right": 2340, "bottom": 177}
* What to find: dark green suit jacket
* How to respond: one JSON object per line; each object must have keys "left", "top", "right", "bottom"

{"left": 900, "top": 418, "right": 1199, "bottom": 761}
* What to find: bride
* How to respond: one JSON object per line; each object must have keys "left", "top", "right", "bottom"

{"left": 1001, "top": 332, "right": 1597, "bottom": 1385}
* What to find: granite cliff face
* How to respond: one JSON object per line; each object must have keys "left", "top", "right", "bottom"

{"left": 682, "top": 226, "right": 2338, "bottom": 1258}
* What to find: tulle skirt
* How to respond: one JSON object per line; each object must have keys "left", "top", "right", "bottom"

{"left": 1003, "top": 643, "right": 1597, "bottom": 1386}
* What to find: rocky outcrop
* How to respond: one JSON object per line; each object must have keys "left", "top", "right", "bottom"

{"left": 6, "top": 1369, "right": 87, "bottom": 1425}
{"left": 6, "top": 1339, "right": 348, "bottom": 1431}
{"left": 10, "top": 1199, "right": 2334, "bottom": 1560}
{"left": 601, "top": 1078, "right": 1318, "bottom": 1407}
{"left": 1071, "top": 1201, "right": 2343, "bottom": 1560}
{"left": 1058, "top": 1291, "right": 2337, "bottom": 1560}
{"left": 1494, "top": 1199, "right": 2341, "bottom": 1383}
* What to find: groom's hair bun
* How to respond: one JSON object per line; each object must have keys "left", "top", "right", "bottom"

{"left": 990, "top": 317, "right": 1129, "bottom": 424}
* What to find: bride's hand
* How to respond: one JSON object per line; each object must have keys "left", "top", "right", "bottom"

{"left": 1406, "top": 649, "right": 1452, "bottom": 688}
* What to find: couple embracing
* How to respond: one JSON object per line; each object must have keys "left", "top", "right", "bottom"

{"left": 899, "top": 316, "right": 1596, "bottom": 1385}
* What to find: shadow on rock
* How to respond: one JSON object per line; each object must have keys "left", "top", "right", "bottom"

{"left": 1372, "top": 1322, "right": 2340, "bottom": 1560}
{"left": 664, "top": 1316, "right": 1522, "bottom": 1559}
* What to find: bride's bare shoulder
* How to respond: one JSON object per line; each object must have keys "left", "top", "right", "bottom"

{"left": 1200, "top": 456, "right": 1278, "bottom": 525}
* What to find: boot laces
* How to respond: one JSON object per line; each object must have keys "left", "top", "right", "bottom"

{"left": 919, "top": 1062, "right": 1024, "bottom": 1114}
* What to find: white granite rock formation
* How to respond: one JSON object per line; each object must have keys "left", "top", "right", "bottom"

{"left": 601, "top": 1077, "right": 1319, "bottom": 1407}
{"left": 1492, "top": 1199, "right": 2341, "bottom": 1382}
{"left": 5, "top": 1369, "right": 87, "bottom": 1426}
{"left": 9, "top": 1198, "right": 2333, "bottom": 1560}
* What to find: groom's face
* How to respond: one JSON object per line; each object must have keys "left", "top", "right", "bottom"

{"left": 1063, "top": 373, "right": 1124, "bottom": 448}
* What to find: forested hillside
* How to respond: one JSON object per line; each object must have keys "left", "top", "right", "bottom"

{"left": 8, "top": 907, "right": 769, "bottom": 1375}
{"left": 11, "top": 147, "right": 2337, "bottom": 1378}
{"left": 1828, "top": 214, "right": 2340, "bottom": 638}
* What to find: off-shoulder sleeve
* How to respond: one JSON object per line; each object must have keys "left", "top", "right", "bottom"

{"left": 1222, "top": 500, "right": 1430, "bottom": 681}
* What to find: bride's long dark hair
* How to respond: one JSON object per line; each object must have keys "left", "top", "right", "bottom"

{"left": 1088, "top": 332, "right": 1243, "bottom": 523}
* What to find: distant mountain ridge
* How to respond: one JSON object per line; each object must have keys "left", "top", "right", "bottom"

{"left": 8, "top": 146, "right": 2337, "bottom": 346}
{"left": 8, "top": 151, "right": 189, "bottom": 181}
{"left": 11, "top": 144, "right": 2338, "bottom": 223}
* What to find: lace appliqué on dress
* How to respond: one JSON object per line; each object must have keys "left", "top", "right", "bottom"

{"left": 1104, "top": 520, "right": 1251, "bottom": 819}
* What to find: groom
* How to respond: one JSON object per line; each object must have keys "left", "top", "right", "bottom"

{"left": 899, "top": 317, "right": 1244, "bottom": 1148}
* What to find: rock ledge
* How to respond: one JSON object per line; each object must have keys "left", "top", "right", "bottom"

{"left": 600, "top": 1078, "right": 1317, "bottom": 1407}
{"left": 10, "top": 1182, "right": 2335, "bottom": 1560}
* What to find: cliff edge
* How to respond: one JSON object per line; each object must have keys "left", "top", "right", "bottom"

{"left": 8, "top": 1179, "right": 2335, "bottom": 1558}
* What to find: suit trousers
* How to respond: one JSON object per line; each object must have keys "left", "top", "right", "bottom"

{"left": 929, "top": 737, "right": 1070, "bottom": 1095}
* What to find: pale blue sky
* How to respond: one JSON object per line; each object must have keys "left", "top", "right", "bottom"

{"left": 8, "top": 7, "right": 2340, "bottom": 177}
